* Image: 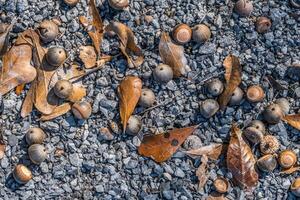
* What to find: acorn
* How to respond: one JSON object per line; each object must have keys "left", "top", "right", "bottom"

{"left": 172, "top": 24, "right": 192, "bottom": 45}
{"left": 260, "top": 135, "right": 280, "bottom": 155}
{"left": 291, "top": 178, "right": 300, "bottom": 197}
{"left": 46, "top": 47, "right": 67, "bottom": 67}
{"left": 234, "top": 0, "right": 253, "bottom": 17}
{"left": 64, "top": 0, "right": 79, "bottom": 6}
{"left": 256, "top": 154, "right": 277, "bottom": 172}
{"left": 25, "top": 128, "right": 46, "bottom": 145}
{"left": 153, "top": 64, "right": 173, "bottom": 83}
{"left": 290, "top": 0, "right": 300, "bottom": 9}
{"left": 256, "top": 17, "right": 272, "bottom": 33}
{"left": 13, "top": 164, "right": 32, "bottom": 184}
{"left": 28, "top": 144, "right": 47, "bottom": 164}
{"left": 275, "top": 98, "right": 290, "bottom": 115}
{"left": 248, "top": 120, "right": 265, "bottom": 133}
{"left": 263, "top": 103, "right": 284, "bottom": 124}
{"left": 126, "top": 115, "right": 142, "bottom": 135}
{"left": 139, "top": 88, "right": 155, "bottom": 108}
{"left": 278, "top": 150, "right": 297, "bottom": 169}
{"left": 229, "top": 87, "right": 244, "bottom": 106}
{"left": 246, "top": 85, "right": 265, "bottom": 103}
{"left": 206, "top": 79, "right": 224, "bottom": 97}
{"left": 192, "top": 24, "right": 211, "bottom": 43}
{"left": 199, "top": 99, "right": 219, "bottom": 119}
{"left": 108, "top": 0, "right": 129, "bottom": 10}
{"left": 213, "top": 177, "right": 229, "bottom": 194}
{"left": 244, "top": 126, "right": 264, "bottom": 144}
{"left": 54, "top": 80, "right": 73, "bottom": 99}
{"left": 37, "top": 20, "right": 59, "bottom": 43}
{"left": 72, "top": 101, "right": 92, "bottom": 120}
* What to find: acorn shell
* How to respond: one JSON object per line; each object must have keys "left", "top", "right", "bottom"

{"left": 244, "top": 126, "right": 264, "bottom": 144}
{"left": 26, "top": 128, "right": 46, "bottom": 145}
{"left": 108, "top": 0, "right": 129, "bottom": 10}
{"left": 234, "top": 0, "right": 253, "bottom": 17}
{"left": 260, "top": 135, "right": 280, "bottom": 155}
{"left": 28, "top": 144, "right": 47, "bottom": 164}
{"left": 291, "top": 178, "right": 300, "bottom": 197}
{"left": 278, "top": 150, "right": 297, "bottom": 169}
{"left": 256, "top": 154, "right": 277, "bottom": 172}
{"left": 72, "top": 101, "right": 92, "bottom": 120}
{"left": 192, "top": 24, "right": 211, "bottom": 43}
{"left": 38, "top": 20, "right": 59, "bottom": 43}
{"left": 13, "top": 164, "right": 32, "bottom": 184}
{"left": 199, "top": 99, "right": 219, "bottom": 119}
{"left": 246, "top": 85, "right": 265, "bottom": 103}
{"left": 263, "top": 103, "right": 284, "bottom": 124}
{"left": 172, "top": 24, "right": 192, "bottom": 45}
{"left": 248, "top": 120, "right": 265, "bottom": 134}
{"left": 126, "top": 115, "right": 142, "bottom": 135}
{"left": 256, "top": 17, "right": 272, "bottom": 33}
{"left": 213, "top": 177, "right": 229, "bottom": 194}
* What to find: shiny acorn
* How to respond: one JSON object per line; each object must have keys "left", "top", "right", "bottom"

{"left": 256, "top": 17, "right": 272, "bottom": 33}
{"left": 244, "top": 126, "right": 264, "bottom": 144}
{"left": 256, "top": 154, "right": 277, "bottom": 172}
{"left": 153, "top": 64, "right": 173, "bottom": 83}
{"left": 54, "top": 80, "right": 73, "bottom": 99}
{"left": 46, "top": 47, "right": 67, "bottom": 67}
{"left": 206, "top": 79, "right": 224, "bottom": 97}
{"left": 200, "top": 99, "right": 219, "bottom": 119}
{"left": 291, "top": 178, "right": 300, "bottom": 197}
{"left": 246, "top": 85, "right": 265, "bottom": 103}
{"left": 278, "top": 150, "right": 297, "bottom": 169}
{"left": 108, "top": 0, "right": 129, "bottom": 10}
{"left": 13, "top": 164, "right": 32, "bottom": 184}
{"left": 64, "top": 0, "right": 79, "bottom": 6}
{"left": 72, "top": 101, "right": 92, "bottom": 120}
{"left": 275, "top": 98, "right": 290, "bottom": 115}
{"left": 234, "top": 0, "right": 253, "bottom": 17}
{"left": 213, "top": 177, "right": 229, "bottom": 194}
{"left": 172, "top": 24, "right": 192, "bottom": 45}
{"left": 38, "top": 20, "right": 59, "bottom": 43}
{"left": 192, "top": 24, "right": 211, "bottom": 43}
{"left": 26, "top": 128, "right": 46, "bottom": 145}
{"left": 229, "top": 87, "right": 243, "bottom": 106}
{"left": 248, "top": 120, "right": 266, "bottom": 133}
{"left": 260, "top": 135, "right": 280, "bottom": 155}
{"left": 126, "top": 115, "right": 142, "bottom": 135}
{"left": 139, "top": 88, "right": 155, "bottom": 108}
{"left": 263, "top": 103, "right": 284, "bottom": 124}
{"left": 28, "top": 144, "right": 47, "bottom": 164}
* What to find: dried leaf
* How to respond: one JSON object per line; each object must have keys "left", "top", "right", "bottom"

{"left": 184, "top": 143, "right": 224, "bottom": 160}
{"left": 159, "top": 32, "right": 188, "bottom": 77}
{"left": 282, "top": 114, "right": 300, "bottom": 130}
{"left": 280, "top": 166, "right": 300, "bottom": 174}
{"left": 67, "top": 84, "right": 86, "bottom": 102}
{"left": 79, "top": 0, "right": 103, "bottom": 56}
{"left": 218, "top": 55, "right": 242, "bottom": 110}
{"left": 0, "top": 126, "right": 5, "bottom": 159}
{"left": 118, "top": 76, "right": 142, "bottom": 132}
{"left": 79, "top": 46, "right": 97, "bottom": 68}
{"left": 138, "top": 126, "right": 198, "bottom": 163}
{"left": 40, "top": 102, "right": 72, "bottom": 121}
{"left": 266, "top": 75, "right": 287, "bottom": 90}
{"left": 21, "top": 84, "right": 35, "bottom": 118}
{"left": 197, "top": 155, "right": 208, "bottom": 191}
{"left": 105, "top": 21, "right": 144, "bottom": 68}
{"left": 227, "top": 124, "right": 258, "bottom": 190}
{"left": 15, "top": 84, "right": 25, "bottom": 95}
{"left": 0, "top": 19, "right": 15, "bottom": 57}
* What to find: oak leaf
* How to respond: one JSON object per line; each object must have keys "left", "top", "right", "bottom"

{"left": 282, "top": 114, "right": 300, "bottom": 130}
{"left": 218, "top": 55, "right": 242, "bottom": 110}
{"left": 105, "top": 21, "right": 144, "bottom": 68}
{"left": 138, "top": 126, "right": 198, "bottom": 163}
{"left": 227, "top": 124, "right": 258, "bottom": 190}
{"left": 184, "top": 143, "right": 224, "bottom": 161}
{"left": 159, "top": 32, "right": 188, "bottom": 77}
{"left": 197, "top": 155, "right": 208, "bottom": 191}
{"left": 40, "top": 102, "right": 72, "bottom": 121}
{"left": 118, "top": 76, "right": 142, "bottom": 132}
{"left": 67, "top": 84, "right": 86, "bottom": 102}
{"left": 79, "top": 46, "right": 97, "bottom": 69}
{"left": 21, "top": 84, "right": 35, "bottom": 118}
{"left": 0, "top": 19, "right": 15, "bottom": 57}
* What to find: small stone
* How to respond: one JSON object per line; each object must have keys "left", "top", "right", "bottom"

{"left": 1, "top": 156, "right": 9, "bottom": 168}
{"left": 183, "top": 135, "right": 202, "bottom": 150}
{"left": 163, "top": 190, "right": 174, "bottom": 200}
{"left": 174, "top": 168, "right": 185, "bottom": 178}
{"left": 95, "top": 185, "right": 104, "bottom": 193}
{"left": 163, "top": 173, "right": 172, "bottom": 181}
{"left": 69, "top": 153, "right": 82, "bottom": 167}
{"left": 8, "top": 135, "right": 18, "bottom": 146}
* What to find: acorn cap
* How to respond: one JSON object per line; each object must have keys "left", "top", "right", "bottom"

{"left": 126, "top": 115, "right": 142, "bottom": 135}
{"left": 256, "top": 154, "right": 277, "bottom": 172}
{"left": 139, "top": 88, "right": 156, "bottom": 108}
{"left": 206, "top": 79, "right": 224, "bottom": 97}
{"left": 54, "top": 80, "right": 73, "bottom": 99}
{"left": 291, "top": 178, "right": 300, "bottom": 197}
{"left": 260, "top": 135, "right": 280, "bottom": 155}
{"left": 213, "top": 177, "right": 229, "bottom": 194}
{"left": 246, "top": 85, "right": 265, "bottom": 103}
{"left": 26, "top": 127, "right": 46, "bottom": 145}
{"left": 234, "top": 0, "right": 253, "bottom": 17}
{"left": 200, "top": 99, "right": 219, "bottom": 119}
{"left": 263, "top": 103, "right": 284, "bottom": 124}
{"left": 248, "top": 120, "right": 265, "bottom": 133}
{"left": 278, "top": 150, "right": 297, "bottom": 169}
{"left": 153, "top": 64, "right": 173, "bottom": 83}
{"left": 28, "top": 144, "right": 47, "bottom": 164}
{"left": 38, "top": 20, "right": 59, "bottom": 43}
{"left": 46, "top": 47, "right": 67, "bottom": 67}
{"left": 256, "top": 17, "right": 272, "bottom": 33}
{"left": 13, "top": 164, "right": 32, "bottom": 184}
{"left": 108, "top": 0, "right": 129, "bottom": 10}
{"left": 72, "top": 101, "right": 92, "bottom": 120}
{"left": 244, "top": 126, "right": 264, "bottom": 144}
{"left": 172, "top": 24, "right": 192, "bottom": 45}
{"left": 229, "top": 87, "right": 243, "bottom": 106}
{"left": 192, "top": 24, "right": 211, "bottom": 43}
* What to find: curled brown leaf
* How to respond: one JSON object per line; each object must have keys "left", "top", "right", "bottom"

{"left": 67, "top": 84, "right": 86, "bottom": 102}
{"left": 197, "top": 155, "right": 208, "bottom": 191}
{"left": 184, "top": 143, "right": 224, "bottom": 161}
{"left": 40, "top": 102, "right": 72, "bottom": 121}
{"left": 0, "top": 19, "right": 16, "bottom": 57}
{"left": 282, "top": 114, "right": 300, "bottom": 130}
{"left": 79, "top": 46, "right": 97, "bottom": 69}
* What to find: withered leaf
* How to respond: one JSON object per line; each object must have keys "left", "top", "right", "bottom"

{"left": 0, "top": 126, "right": 5, "bottom": 159}
{"left": 40, "top": 102, "right": 72, "bottom": 121}
{"left": 138, "top": 126, "right": 198, "bottom": 163}
{"left": 227, "top": 124, "right": 258, "bottom": 191}
{"left": 266, "top": 75, "right": 287, "bottom": 90}
{"left": 197, "top": 155, "right": 208, "bottom": 191}
{"left": 159, "top": 32, "right": 188, "bottom": 77}
{"left": 218, "top": 55, "right": 242, "bottom": 110}
{"left": 21, "top": 84, "right": 35, "bottom": 118}
{"left": 280, "top": 166, "right": 300, "bottom": 175}
{"left": 15, "top": 83, "right": 25, "bottom": 95}
{"left": 79, "top": 46, "right": 97, "bottom": 68}
{"left": 282, "top": 114, "right": 300, "bottom": 130}
{"left": 184, "top": 143, "right": 224, "bottom": 161}
{"left": 67, "top": 84, "right": 86, "bottom": 102}
{"left": 105, "top": 21, "right": 144, "bottom": 68}
{"left": 118, "top": 76, "right": 142, "bottom": 132}
{"left": 0, "top": 19, "right": 15, "bottom": 57}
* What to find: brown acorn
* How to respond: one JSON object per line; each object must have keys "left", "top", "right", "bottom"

{"left": 192, "top": 24, "right": 211, "bottom": 43}
{"left": 72, "top": 101, "right": 92, "bottom": 120}
{"left": 25, "top": 128, "right": 46, "bottom": 145}
{"left": 153, "top": 64, "right": 173, "bottom": 83}
{"left": 246, "top": 85, "right": 265, "bottom": 103}
{"left": 172, "top": 24, "right": 192, "bottom": 45}
{"left": 54, "top": 80, "right": 73, "bottom": 99}
{"left": 46, "top": 47, "right": 67, "bottom": 67}
{"left": 28, "top": 144, "right": 47, "bottom": 164}
{"left": 244, "top": 126, "right": 264, "bottom": 144}
{"left": 108, "top": 0, "right": 129, "bottom": 10}
{"left": 263, "top": 103, "right": 284, "bottom": 124}
{"left": 213, "top": 177, "right": 229, "bottom": 193}
{"left": 64, "top": 0, "right": 79, "bottom": 6}
{"left": 275, "top": 98, "right": 290, "bottom": 115}
{"left": 256, "top": 154, "right": 278, "bottom": 172}
{"left": 199, "top": 99, "right": 219, "bottom": 119}
{"left": 229, "top": 87, "right": 244, "bottom": 106}
{"left": 13, "top": 164, "right": 32, "bottom": 184}
{"left": 139, "top": 88, "right": 155, "bottom": 108}
{"left": 291, "top": 178, "right": 300, "bottom": 197}
{"left": 260, "top": 135, "right": 280, "bottom": 155}
{"left": 234, "top": 0, "right": 253, "bottom": 17}
{"left": 206, "top": 79, "right": 224, "bottom": 97}
{"left": 248, "top": 120, "right": 265, "bottom": 133}
{"left": 256, "top": 17, "right": 272, "bottom": 33}
{"left": 278, "top": 150, "right": 297, "bottom": 169}
{"left": 126, "top": 115, "right": 142, "bottom": 135}
{"left": 37, "top": 20, "right": 59, "bottom": 43}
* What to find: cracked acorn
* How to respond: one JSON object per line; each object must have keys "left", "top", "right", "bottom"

{"left": 26, "top": 127, "right": 46, "bottom": 145}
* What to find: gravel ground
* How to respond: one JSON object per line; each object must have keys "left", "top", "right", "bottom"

{"left": 0, "top": 0, "right": 300, "bottom": 199}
